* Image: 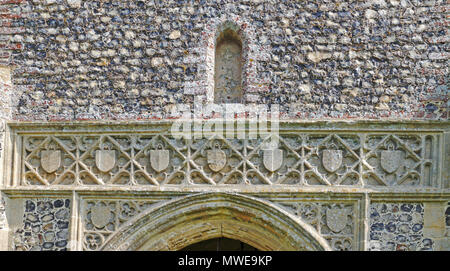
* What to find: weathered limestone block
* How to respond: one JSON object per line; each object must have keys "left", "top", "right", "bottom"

{"left": 423, "top": 202, "right": 448, "bottom": 250}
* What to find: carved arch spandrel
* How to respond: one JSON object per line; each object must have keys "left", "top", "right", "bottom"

{"left": 100, "top": 192, "right": 331, "bottom": 251}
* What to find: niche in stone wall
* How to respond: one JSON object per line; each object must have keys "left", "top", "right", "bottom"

{"left": 214, "top": 28, "right": 243, "bottom": 103}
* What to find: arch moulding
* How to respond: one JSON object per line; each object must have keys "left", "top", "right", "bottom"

{"left": 100, "top": 192, "right": 332, "bottom": 251}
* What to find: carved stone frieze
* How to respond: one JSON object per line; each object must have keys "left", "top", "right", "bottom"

{"left": 8, "top": 125, "right": 443, "bottom": 188}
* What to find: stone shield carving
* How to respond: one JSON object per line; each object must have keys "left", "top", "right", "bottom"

{"left": 41, "top": 150, "right": 61, "bottom": 173}
{"left": 91, "top": 204, "right": 111, "bottom": 229}
{"left": 326, "top": 208, "right": 348, "bottom": 233}
{"left": 207, "top": 147, "right": 226, "bottom": 172}
{"left": 380, "top": 148, "right": 402, "bottom": 174}
{"left": 322, "top": 150, "right": 343, "bottom": 173}
{"left": 263, "top": 149, "right": 283, "bottom": 172}
{"left": 95, "top": 150, "right": 115, "bottom": 173}
{"left": 150, "top": 149, "right": 169, "bottom": 172}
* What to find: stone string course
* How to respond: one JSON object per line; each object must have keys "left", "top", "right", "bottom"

{"left": 0, "top": 0, "right": 446, "bottom": 121}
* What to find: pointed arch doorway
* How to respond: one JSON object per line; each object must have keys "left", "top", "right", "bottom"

{"left": 100, "top": 193, "right": 331, "bottom": 251}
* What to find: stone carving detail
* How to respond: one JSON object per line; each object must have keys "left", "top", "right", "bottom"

{"left": 83, "top": 200, "right": 159, "bottom": 251}
{"left": 380, "top": 142, "right": 402, "bottom": 174}
{"left": 326, "top": 208, "right": 348, "bottom": 233}
{"left": 91, "top": 203, "right": 112, "bottom": 229}
{"left": 263, "top": 149, "right": 283, "bottom": 172}
{"left": 138, "top": 136, "right": 185, "bottom": 185}
{"left": 12, "top": 199, "right": 71, "bottom": 251}
{"left": 322, "top": 147, "right": 343, "bottom": 173}
{"left": 95, "top": 147, "right": 116, "bottom": 173}
{"left": 207, "top": 141, "right": 227, "bottom": 173}
{"left": 280, "top": 202, "right": 355, "bottom": 251}
{"left": 41, "top": 149, "right": 61, "bottom": 174}
{"left": 369, "top": 203, "right": 433, "bottom": 251}
{"left": 84, "top": 232, "right": 104, "bottom": 251}
{"left": 149, "top": 144, "right": 170, "bottom": 173}
{"left": 18, "top": 131, "right": 441, "bottom": 187}
{"left": 364, "top": 135, "right": 435, "bottom": 186}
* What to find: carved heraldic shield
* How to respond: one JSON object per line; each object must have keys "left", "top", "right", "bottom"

{"left": 150, "top": 148, "right": 169, "bottom": 173}
{"left": 380, "top": 143, "right": 402, "bottom": 174}
{"left": 95, "top": 150, "right": 116, "bottom": 173}
{"left": 41, "top": 150, "right": 61, "bottom": 173}
{"left": 91, "top": 204, "right": 111, "bottom": 229}
{"left": 322, "top": 149, "right": 343, "bottom": 173}
{"left": 326, "top": 208, "right": 348, "bottom": 233}
{"left": 207, "top": 144, "right": 226, "bottom": 172}
{"left": 263, "top": 149, "right": 283, "bottom": 172}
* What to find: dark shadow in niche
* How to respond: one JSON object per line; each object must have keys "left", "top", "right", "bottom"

{"left": 214, "top": 28, "right": 243, "bottom": 104}
{"left": 180, "top": 237, "right": 259, "bottom": 251}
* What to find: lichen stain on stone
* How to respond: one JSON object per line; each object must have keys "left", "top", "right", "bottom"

{"left": 235, "top": 211, "right": 254, "bottom": 224}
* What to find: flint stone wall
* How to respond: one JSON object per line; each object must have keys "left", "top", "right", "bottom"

{"left": 369, "top": 203, "right": 432, "bottom": 251}
{"left": 12, "top": 198, "right": 70, "bottom": 251}
{"left": 0, "top": 0, "right": 447, "bottom": 121}
{"left": 0, "top": 0, "right": 448, "bottom": 251}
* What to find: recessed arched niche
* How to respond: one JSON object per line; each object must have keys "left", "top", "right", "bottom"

{"left": 214, "top": 28, "right": 243, "bottom": 103}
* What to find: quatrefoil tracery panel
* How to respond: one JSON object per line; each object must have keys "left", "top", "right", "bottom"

{"left": 20, "top": 132, "right": 441, "bottom": 187}
{"left": 363, "top": 134, "right": 433, "bottom": 187}
{"left": 133, "top": 135, "right": 187, "bottom": 185}
{"left": 23, "top": 136, "right": 78, "bottom": 186}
